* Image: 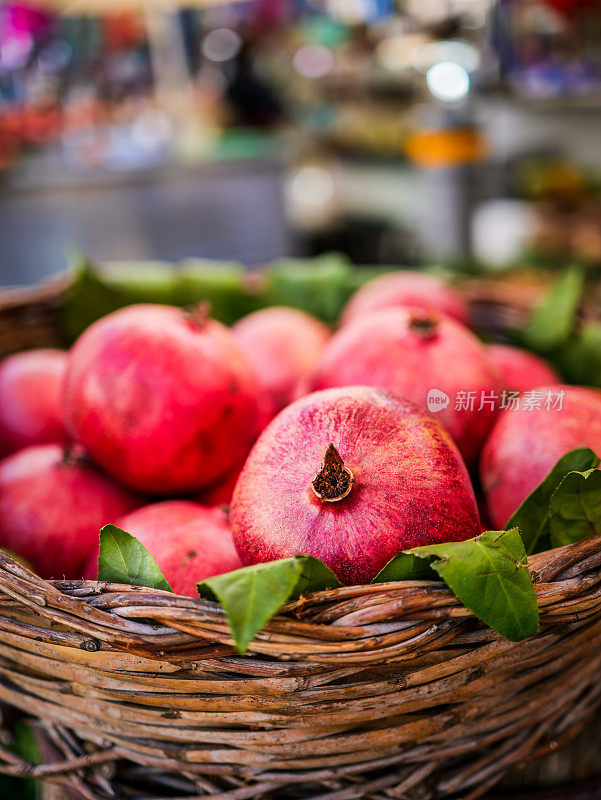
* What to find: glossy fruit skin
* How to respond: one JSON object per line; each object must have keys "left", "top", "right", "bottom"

{"left": 233, "top": 306, "right": 330, "bottom": 421}
{"left": 83, "top": 501, "right": 242, "bottom": 597}
{"left": 64, "top": 304, "right": 260, "bottom": 494}
{"left": 487, "top": 345, "right": 560, "bottom": 394}
{"left": 310, "top": 308, "right": 500, "bottom": 464}
{"left": 0, "top": 349, "right": 69, "bottom": 456}
{"left": 341, "top": 272, "right": 470, "bottom": 327}
{"left": 231, "top": 386, "right": 481, "bottom": 586}
{"left": 0, "top": 444, "right": 141, "bottom": 579}
{"left": 481, "top": 385, "right": 601, "bottom": 528}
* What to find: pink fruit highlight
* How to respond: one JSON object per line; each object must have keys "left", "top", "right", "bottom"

{"left": 309, "top": 308, "right": 500, "bottom": 464}
{"left": 64, "top": 304, "right": 260, "bottom": 494}
{"left": 341, "top": 271, "right": 470, "bottom": 327}
{"left": 487, "top": 345, "right": 560, "bottom": 394}
{"left": 231, "top": 386, "right": 480, "bottom": 586}
{"left": 0, "top": 444, "right": 142, "bottom": 579}
{"left": 481, "top": 385, "right": 601, "bottom": 528}
{"left": 84, "top": 501, "right": 242, "bottom": 597}
{"left": 232, "top": 306, "right": 330, "bottom": 421}
{"left": 0, "top": 348, "right": 69, "bottom": 456}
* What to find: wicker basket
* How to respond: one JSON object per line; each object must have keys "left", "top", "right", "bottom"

{"left": 1, "top": 276, "right": 601, "bottom": 800}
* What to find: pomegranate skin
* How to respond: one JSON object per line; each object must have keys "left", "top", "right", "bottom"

{"left": 0, "top": 349, "right": 69, "bottom": 456}
{"left": 341, "top": 272, "right": 470, "bottom": 327}
{"left": 232, "top": 306, "right": 330, "bottom": 421}
{"left": 231, "top": 386, "right": 480, "bottom": 586}
{"left": 0, "top": 444, "right": 142, "bottom": 579}
{"left": 481, "top": 386, "right": 601, "bottom": 529}
{"left": 64, "top": 304, "right": 260, "bottom": 494}
{"left": 487, "top": 345, "right": 560, "bottom": 394}
{"left": 309, "top": 308, "right": 500, "bottom": 464}
{"left": 83, "top": 501, "right": 242, "bottom": 597}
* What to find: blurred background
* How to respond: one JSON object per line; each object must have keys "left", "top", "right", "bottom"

{"left": 1, "top": 0, "right": 601, "bottom": 285}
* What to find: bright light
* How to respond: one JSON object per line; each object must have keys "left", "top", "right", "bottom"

{"left": 285, "top": 166, "right": 336, "bottom": 228}
{"left": 426, "top": 61, "right": 470, "bottom": 102}
{"left": 287, "top": 166, "right": 335, "bottom": 207}
{"left": 293, "top": 45, "right": 335, "bottom": 80}
{"left": 201, "top": 28, "right": 241, "bottom": 63}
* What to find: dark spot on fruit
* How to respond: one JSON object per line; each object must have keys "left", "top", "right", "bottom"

{"left": 187, "top": 551, "right": 196, "bottom": 560}
{"left": 194, "top": 431, "right": 213, "bottom": 456}
{"left": 229, "top": 381, "right": 238, "bottom": 394}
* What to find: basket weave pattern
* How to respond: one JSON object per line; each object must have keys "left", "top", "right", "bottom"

{"left": 0, "top": 535, "right": 600, "bottom": 800}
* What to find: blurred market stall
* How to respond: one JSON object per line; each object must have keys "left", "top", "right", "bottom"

{"left": 1, "top": 0, "right": 601, "bottom": 283}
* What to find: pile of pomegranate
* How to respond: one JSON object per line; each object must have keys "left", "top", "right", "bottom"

{"left": 1, "top": 270, "right": 599, "bottom": 595}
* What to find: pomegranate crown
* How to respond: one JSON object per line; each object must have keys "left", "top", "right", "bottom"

{"left": 311, "top": 443, "right": 354, "bottom": 503}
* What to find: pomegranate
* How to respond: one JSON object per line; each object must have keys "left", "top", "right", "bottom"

{"left": 64, "top": 304, "right": 260, "bottom": 494}
{"left": 0, "top": 444, "right": 141, "bottom": 579}
{"left": 232, "top": 306, "right": 330, "bottom": 421}
{"left": 199, "top": 457, "right": 244, "bottom": 506}
{"left": 341, "top": 271, "right": 470, "bottom": 327}
{"left": 0, "top": 348, "right": 69, "bottom": 456}
{"left": 487, "top": 344, "right": 560, "bottom": 394}
{"left": 309, "top": 308, "right": 500, "bottom": 464}
{"left": 231, "top": 386, "right": 480, "bottom": 586}
{"left": 481, "top": 385, "right": 601, "bottom": 528}
{"left": 83, "top": 501, "right": 242, "bottom": 597}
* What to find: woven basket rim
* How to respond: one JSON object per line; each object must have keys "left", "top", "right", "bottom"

{"left": 1, "top": 533, "right": 599, "bottom": 662}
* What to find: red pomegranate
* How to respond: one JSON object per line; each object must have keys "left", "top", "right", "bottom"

{"left": 199, "top": 458, "right": 244, "bottom": 506}
{"left": 231, "top": 386, "right": 481, "bottom": 586}
{"left": 64, "top": 304, "right": 260, "bottom": 494}
{"left": 309, "top": 308, "right": 500, "bottom": 464}
{"left": 0, "top": 444, "right": 141, "bottom": 579}
{"left": 487, "top": 345, "right": 560, "bottom": 394}
{"left": 0, "top": 348, "right": 69, "bottom": 456}
{"left": 83, "top": 501, "right": 242, "bottom": 597}
{"left": 232, "top": 306, "right": 330, "bottom": 421}
{"left": 481, "top": 385, "right": 601, "bottom": 528}
{"left": 341, "top": 271, "right": 470, "bottom": 327}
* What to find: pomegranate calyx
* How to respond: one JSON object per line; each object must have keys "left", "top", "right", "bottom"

{"left": 311, "top": 443, "right": 354, "bottom": 503}
{"left": 408, "top": 313, "right": 439, "bottom": 339}
{"left": 186, "top": 301, "right": 212, "bottom": 330}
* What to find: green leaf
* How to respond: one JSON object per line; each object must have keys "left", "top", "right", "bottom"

{"left": 291, "top": 556, "right": 344, "bottom": 598}
{"left": 98, "top": 525, "right": 173, "bottom": 592}
{"left": 556, "top": 322, "right": 601, "bottom": 387}
{"left": 371, "top": 552, "right": 436, "bottom": 583}
{"left": 549, "top": 469, "right": 601, "bottom": 548}
{"left": 506, "top": 448, "right": 600, "bottom": 554}
{"left": 198, "top": 556, "right": 341, "bottom": 654}
{"left": 523, "top": 266, "right": 584, "bottom": 352}
{"left": 410, "top": 530, "right": 539, "bottom": 642}
{"left": 263, "top": 253, "right": 351, "bottom": 324}
{"left": 0, "top": 722, "right": 41, "bottom": 800}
